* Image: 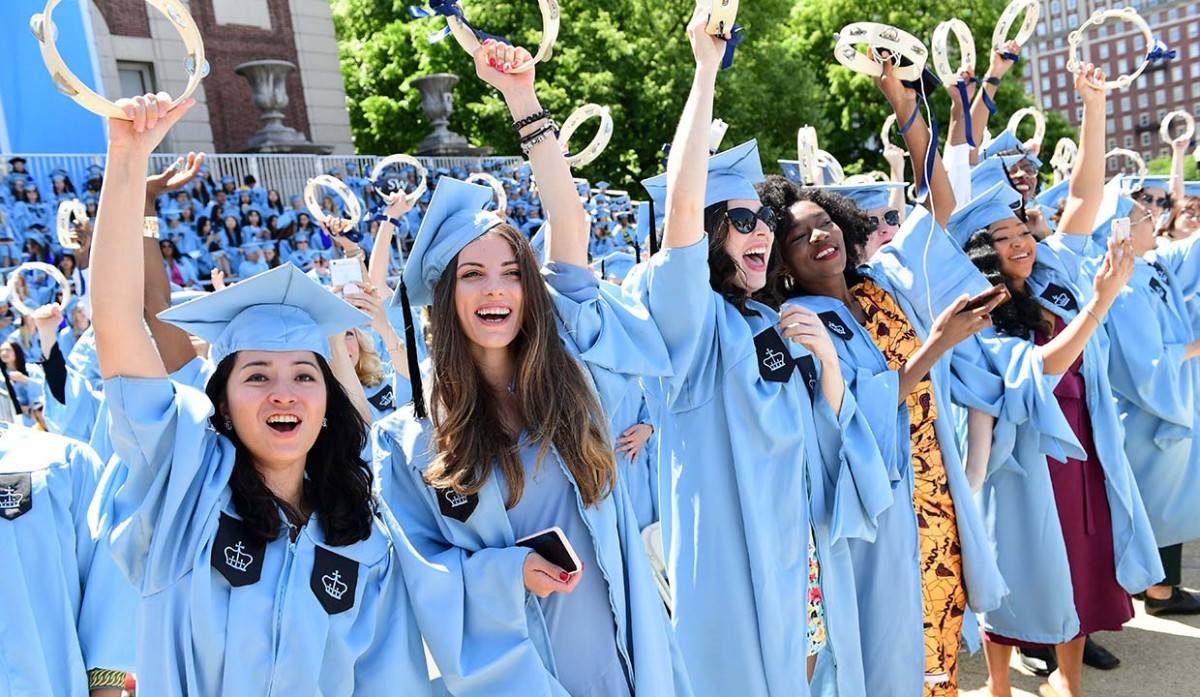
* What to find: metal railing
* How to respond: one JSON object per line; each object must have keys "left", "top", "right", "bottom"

{"left": 4, "top": 153, "right": 525, "bottom": 198}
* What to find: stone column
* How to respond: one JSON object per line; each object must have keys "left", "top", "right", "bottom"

{"left": 235, "top": 59, "right": 332, "bottom": 154}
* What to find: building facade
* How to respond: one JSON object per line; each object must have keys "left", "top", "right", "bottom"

{"left": 1021, "top": 0, "right": 1199, "bottom": 173}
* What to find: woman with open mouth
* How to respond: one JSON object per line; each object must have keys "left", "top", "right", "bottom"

{"left": 951, "top": 65, "right": 1161, "bottom": 697}
{"left": 88, "top": 93, "right": 433, "bottom": 696}
{"left": 374, "top": 41, "right": 689, "bottom": 697}
{"left": 760, "top": 59, "right": 1006, "bottom": 697}
{"left": 627, "top": 10, "right": 889, "bottom": 697}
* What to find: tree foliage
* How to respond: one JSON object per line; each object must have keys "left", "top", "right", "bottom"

{"left": 333, "top": 0, "right": 1056, "bottom": 189}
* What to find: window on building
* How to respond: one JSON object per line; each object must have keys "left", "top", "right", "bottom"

{"left": 1170, "top": 26, "right": 1181, "bottom": 43}
{"left": 1057, "top": 73, "right": 1067, "bottom": 88}
{"left": 1106, "top": 100, "right": 1114, "bottom": 115}
{"left": 1194, "top": 102, "right": 1200, "bottom": 117}
{"left": 1138, "top": 93, "right": 1149, "bottom": 108}
{"left": 1076, "top": 107, "right": 1084, "bottom": 121}
{"left": 1117, "top": 40, "right": 1126, "bottom": 55}
{"left": 1040, "top": 58, "right": 1050, "bottom": 72}
{"left": 1025, "top": 81, "right": 1034, "bottom": 95}
{"left": 1172, "top": 66, "right": 1184, "bottom": 82}
{"left": 1121, "top": 96, "right": 1131, "bottom": 111}
{"left": 1099, "top": 43, "right": 1110, "bottom": 59}
{"left": 1123, "top": 115, "right": 1133, "bottom": 130}
{"left": 1158, "top": 109, "right": 1167, "bottom": 122}
{"left": 1107, "top": 138, "right": 1117, "bottom": 150}
{"left": 1193, "top": 63, "right": 1200, "bottom": 79}
{"left": 1050, "top": 0, "right": 1060, "bottom": 10}
{"left": 1161, "top": 148, "right": 1171, "bottom": 158}
{"left": 1154, "top": 70, "right": 1165, "bottom": 86}
{"left": 1174, "top": 85, "right": 1185, "bottom": 101}
{"left": 1124, "top": 135, "right": 1134, "bottom": 148}
{"left": 117, "top": 61, "right": 156, "bottom": 97}
{"left": 1042, "top": 77, "right": 1051, "bottom": 91}
{"left": 1157, "top": 89, "right": 1167, "bottom": 104}
{"left": 1053, "top": 18, "right": 1062, "bottom": 32}
{"left": 1140, "top": 114, "right": 1150, "bottom": 127}
{"left": 1189, "top": 21, "right": 1199, "bottom": 38}
{"left": 1134, "top": 34, "right": 1145, "bottom": 51}
{"left": 1106, "top": 119, "right": 1115, "bottom": 133}
{"left": 1141, "top": 132, "right": 1152, "bottom": 146}
{"left": 1043, "top": 95, "right": 1054, "bottom": 109}
{"left": 1119, "top": 59, "right": 1130, "bottom": 75}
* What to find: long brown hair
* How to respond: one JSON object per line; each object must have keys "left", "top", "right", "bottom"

{"left": 423, "top": 225, "right": 616, "bottom": 508}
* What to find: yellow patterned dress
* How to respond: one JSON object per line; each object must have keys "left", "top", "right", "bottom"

{"left": 851, "top": 279, "right": 967, "bottom": 697}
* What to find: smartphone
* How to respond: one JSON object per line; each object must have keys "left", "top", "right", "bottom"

{"left": 961, "top": 284, "right": 1010, "bottom": 313}
{"left": 1112, "top": 217, "right": 1131, "bottom": 244}
{"left": 330, "top": 258, "right": 363, "bottom": 291}
{"left": 516, "top": 526, "right": 581, "bottom": 575}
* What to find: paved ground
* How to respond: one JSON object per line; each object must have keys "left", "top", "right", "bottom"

{"left": 960, "top": 542, "right": 1200, "bottom": 696}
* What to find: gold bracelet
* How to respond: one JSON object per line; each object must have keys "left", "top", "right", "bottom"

{"left": 1084, "top": 306, "right": 1104, "bottom": 325}
{"left": 143, "top": 216, "right": 161, "bottom": 239}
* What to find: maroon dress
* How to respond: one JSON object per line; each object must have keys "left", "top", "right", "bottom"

{"left": 985, "top": 317, "right": 1134, "bottom": 648}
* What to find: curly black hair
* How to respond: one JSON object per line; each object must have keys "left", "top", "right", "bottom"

{"left": 206, "top": 354, "right": 375, "bottom": 547}
{"left": 963, "top": 229, "right": 1049, "bottom": 339}
{"left": 702, "top": 201, "right": 784, "bottom": 314}
{"left": 755, "top": 175, "right": 871, "bottom": 305}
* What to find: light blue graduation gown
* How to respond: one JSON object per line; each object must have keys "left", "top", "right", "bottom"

{"left": 954, "top": 234, "right": 1163, "bottom": 644}
{"left": 375, "top": 261, "right": 691, "bottom": 697}
{"left": 635, "top": 238, "right": 892, "bottom": 697}
{"left": 103, "top": 375, "right": 432, "bottom": 696}
{"left": 0, "top": 425, "right": 104, "bottom": 697}
{"left": 42, "top": 330, "right": 105, "bottom": 445}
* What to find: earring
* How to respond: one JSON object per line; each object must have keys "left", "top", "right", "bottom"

{"left": 322, "top": 418, "right": 328, "bottom": 428}
{"left": 222, "top": 416, "right": 233, "bottom": 431}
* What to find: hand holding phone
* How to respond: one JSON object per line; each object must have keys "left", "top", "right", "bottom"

{"left": 518, "top": 527, "right": 584, "bottom": 598}
{"left": 960, "top": 284, "right": 1010, "bottom": 313}
{"left": 330, "top": 258, "right": 363, "bottom": 292}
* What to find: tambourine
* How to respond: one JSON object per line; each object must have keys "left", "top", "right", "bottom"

{"left": 30, "top": 0, "right": 207, "bottom": 119}
{"left": 932, "top": 19, "right": 975, "bottom": 84}
{"left": 1067, "top": 8, "right": 1154, "bottom": 90}
{"left": 304, "top": 175, "right": 363, "bottom": 229}
{"left": 881, "top": 114, "right": 899, "bottom": 147}
{"left": 1007, "top": 107, "right": 1046, "bottom": 147}
{"left": 1160, "top": 110, "right": 1195, "bottom": 144}
{"left": 440, "top": 0, "right": 559, "bottom": 74}
{"left": 6, "top": 262, "right": 71, "bottom": 317}
{"left": 797, "top": 126, "right": 820, "bottom": 185}
{"left": 560, "top": 104, "right": 614, "bottom": 168}
{"left": 1050, "top": 138, "right": 1078, "bottom": 173}
{"left": 834, "top": 22, "right": 928, "bottom": 83}
{"left": 817, "top": 150, "right": 845, "bottom": 185}
{"left": 710, "top": 118, "right": 730, "bottom": 153}
{"left": 1106, "top": 147, "right": 1147, "bottom": 194}
{"left": 992, "top": 0, "right": 1040, "bottom": 52}
{"left": 467, "top": 173, "right": 507, "bottom": 215}
{"left": 56, "top": 199, "right": 87, "bottom": 251}
{"left": 843, "top": 171, "right": 891, "bottom": 185}
{"left": 701, "top": 0, "right": 738, "bottom": 36}
{"left": 370, "top": 154, "right": 427, "bottom": 206}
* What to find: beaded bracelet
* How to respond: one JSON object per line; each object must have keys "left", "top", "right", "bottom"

{"left": 513, "top": 109, "right": 552, "bottom": 132}
{"left": 520, "top": 123, "right": 559, "bottom": 156}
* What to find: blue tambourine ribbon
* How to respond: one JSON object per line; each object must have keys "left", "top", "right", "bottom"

{"left": 721, "top": 24, "right": 744, "bottom": 70}
{"left": 955, "top": 79, "right": 977, "bottom": 148}
{"left": 1146, "top": 38, "right": 1176, "bottom": 63}
{"left": 897, "top": 68, "right": 941, "bottom": 200}
{"left": 408, "top": 0, "right": 513, "bottom": 46}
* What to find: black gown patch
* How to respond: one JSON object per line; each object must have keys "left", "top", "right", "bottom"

{"left": 796, "top": 355, "right": 819, "bottom": 402}
{"left": 1040, "top": 283, "right": 1079, "bottom": 313}
{"left": 367, "top": 384, "right": 396, "bottom": 412}
{"left": 1149, "top": 277, "right": 1169, "bottom": 304}
{"left": 753, "top": 328, "right": 796, "bottom": 383}
{"left": 435, "top": 487, "right": 479, "bottom": 522}
{"left": 212, "top": 512, "right": 266, "bottom": 587}
{"left": 311, "top": 545, "right": 359, "bottom": 615}
{"left": 0, "top": 473, "right": 32, "bottom": 521}
{"left": 818, "top": 311, "right": 854, "bottom": 342}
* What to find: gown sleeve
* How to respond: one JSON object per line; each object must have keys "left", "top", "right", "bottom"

{"left": 1156, "top": 234, "right": 1200, "bottom": 302}
{"left": 1106, "top": 282, "right": 1195, "bottom": 431}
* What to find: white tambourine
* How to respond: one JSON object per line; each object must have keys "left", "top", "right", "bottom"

{"left": 30, "top": 0, "right": 207, "bottom": 119}
{"left": 1106, "top": 147, "right": 1147, "bottom": 194}
{"left": 932, "top": 19, "right": 976, "bottom": 84}
{"left": 817, "top": 150, "right": 845, "bottom": 185}
{"left": 1160, "top": 110, "right": 1195, "bottom": 144}
{"left": 6, "top": 262, "right": 71, "bottom": 317}
{"left": 1050, "top": 137, "right": 1078, "bottom": 173}
{"left": 992, "top": 0, "right": 1040, "bottom": 51}
{"left": 710, "top": 118, "right": 730, "bottom": 153}
{"left": 797, "top": 126, "right": 820, "bottom": 185}
{"left": 700, "top": 0, "right": 738, "bottom": 36}
{"left": 467, "top": 173, "right": 507, "bottom": 215}
{"left": 370, "top": 154, "right": 427, "bottom": 206}
{"left": 56, "top": 199, "right": 87, "bottom": 251}
{"left": 881, "top": 114, "right": 898, "bottom": 146}
{"left": 1007, "top": 107, "right": 1046, "bottom": 147}
{"left": 834, "top": 22, "right": 928, "bottom": 83}
{"left": 442, "top": 0, "right": 559, "bottom": 74}
{"left": 560, "top": 104, "right": 614, "bottom": 168}
{"left": 304, "top": 175, "right": 363, "bottom": 229}
{"left": 1067, "top": 8, "right": 1154, "bottom": 90}
{"left": 844, "top": 171, "right": 891, "bottom": 185}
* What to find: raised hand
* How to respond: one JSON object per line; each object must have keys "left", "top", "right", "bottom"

{"left": 987, "top": 40, "right": 1021, "bottom": 80}
{"left": 474, "top": 40, "right": 535, "bottom": 97}
{"left": 687, "top": 5, "right": 727, "bottom": 72}
{"left": 873, "top": 52, "right": 917, "bottom": 114}
{"left": 147, "top": 151, "right": 206, "bottom": 200}
{"left": 778, "top": 305, "right": 838, "bottom": 366}
{"left": 1092, "top": 233, "right": 1135, "bottom": 304}
{"left": 108, "top": 93, "right": 195, "bottom": 157}
{"left": 1074, "top": 62, "right": 1107, "bottom": 106}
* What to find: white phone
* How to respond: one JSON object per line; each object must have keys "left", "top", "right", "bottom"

{"left": 1112, "top": 217, "right": 1131, "bottom": 244}
{"left": 516, "top": 526, "right": 581, "bottom": 575}
{"left": 330, "top": 258, "right": 363, "bottom": 294}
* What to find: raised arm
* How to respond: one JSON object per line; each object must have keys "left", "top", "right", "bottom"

{"left": 473, "top": 41, "right": 587, "bottom": 266}
{"left": 1168, "top": 134, "right": 1188, "bottom": 202}
{"left": 663, "top": 8, "right": 727, "bottom": 250}
{"left": 368, "top": 195, "right": 412, "bottom": 292}
{"left": 968, "top": 42, "right": 1021, "bottom": 164}
{"left": 1057, "top": 65, "right": 1107, "bottom": 236}
{"left": 93, "top": 94, "right": 194, "bottom": 380}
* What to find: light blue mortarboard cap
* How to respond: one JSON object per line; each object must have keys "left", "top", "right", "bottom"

{"left": 397, "top": 178, "right": 504, "bottom": 308}
{"left": 529, "top": 225, "right": 547, "bottom": 264}
{"left": 158, "top": 264, "right": 367, "bottom": 367}
{"left": 970, "top": 158, "right": 1018, "bottom": 197}
{"left": 983, "top": 130, "right": 1044, "bottom": 170}
{"left": 1033, "top": 179, "right": 1070, "bottom": 231}
{"left": 642, "top": 140, "right": 765, "bottom": 211}
{"left": 819, "top": 182, "right": 906, "bottom": 211}
{"left": 595, "top": 250, "right": 636, "bottom": 281}
{"left": 947, "top": 182, "right": 1024, "bottom": 247}
{"left": 1183, "top": 182, "right": 1200, "bottom": 198}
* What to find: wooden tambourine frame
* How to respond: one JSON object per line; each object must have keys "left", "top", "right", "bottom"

{"left": 834, "top": 22, "right": 928, "bottom": 83}
{"left": 6, "top": 262, "right": 72, "bottom": 317}
{"left": 992, "top": 0, "right": 1041, "bottom": 51}
{"left": 700, "top": 0, "right": 738, "bottom": 36}
{"left": 797, "top": 126, "right": 820, "bottom": 185}
{"left": 304, "top": 175, "right": 363, "bottom": 229}
{"left": 881, "top": 114, "right": 899, "bottom": 147}
{"left": 1050, "top": 138, "right": 1078, "bottom": 174}
{"left": 560, "top": 104, "right": 614, "bottom": 168}
{"left": 56, "top": 199, "right": 87, "bottom": 251}
{"left": 1067, "top": 8, "right": 1154, "bottom": 90}
{"left": 443, "top": 0, "right": 559, "bottom": 74}
{"left": 467, "top": 173, "right": 508, "bottom": 216}
{"left": 1007, "top": 107, "right": 1046, "bottom": 147}
{"left": 932, "top": 19, "right": 976, "bottom": 84}
{"left": 710, "top": 118, "right": 730, "bottom": 153}
{"left": 371, "top": 154, "right": 427, "bottom": 206}
{"left": 1160, "top": 110, "right": 1195, "bottom": 144}
{"left": 30, "top": 0, "right": 206, "bottom": 119}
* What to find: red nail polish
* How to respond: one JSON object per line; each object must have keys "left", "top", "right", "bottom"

{"left": 559, "top": 571, "right": 570, "bottom": 582}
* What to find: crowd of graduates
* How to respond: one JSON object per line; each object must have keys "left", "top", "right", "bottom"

{"left": 6, "top": 6, "right": 1200, "bottom": 697}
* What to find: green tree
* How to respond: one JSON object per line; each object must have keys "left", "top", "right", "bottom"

{"left": 333, "top": 0, "right": 1055, "bottom": 188}
{"left": 1147, "top": 153, "right": 1200, "bottom": 179}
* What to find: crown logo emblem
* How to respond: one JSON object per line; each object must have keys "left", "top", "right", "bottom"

{"left": 0, "top": 485, "right": 23, "bottom": 509}
{"left": 322, "top": 570, "right": 348, "bottom": 600}
{"left": 1050, "top": 292, "right": 1070, "bottom": 308}
{"left": 762, "top": 348, "right": 787, "bottom": 372}
{"left": 827, "top": 320, "right": 848, "bottom": 336}
{"left": 224, "top": 541, "right": 254, "bottom": 572}
{"left": 879, "top": 28, "right": 900, "bottom": 42}
{"left": 444, "top": 489, "right": 470, "bottom": 508}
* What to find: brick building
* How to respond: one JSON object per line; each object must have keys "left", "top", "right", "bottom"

{"left": 89, "top": 0, "right": 354, "bottom": 154}
{"left": 1021, "top": 0, "right": 1199, "bottom": 173}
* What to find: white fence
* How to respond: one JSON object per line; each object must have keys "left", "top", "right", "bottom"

{"left": 6, "top": 153, "right": 525, "bottom": 198}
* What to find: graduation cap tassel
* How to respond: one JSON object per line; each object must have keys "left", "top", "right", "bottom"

{"left": 648, "top": 198, "right": 660, "bottom": 256}
{"left": 397, "top": 281, "right": 427, "bottom": 420}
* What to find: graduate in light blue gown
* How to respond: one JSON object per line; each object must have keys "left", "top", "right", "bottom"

{"left": 633, "top": 15, "right": 892, "bottom": 697}
{"left": 949, "top": 65, "right": 1163, "bottom": 696}
{"left": 0, "top": 422, "right": 105, "bottom": 697}
{"left": 374, "top": 42, "right": 690, "bottom": 697}
{"left": 88, "top": 96, "right": 432, "bottom": 697}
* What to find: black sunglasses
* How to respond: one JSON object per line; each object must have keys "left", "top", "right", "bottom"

{"left": 867, "top": 209, "right": 901, "bottom": 229}
{"left": 1138, "top": 193, "right": 1172, "bottom": 209}
{"left": 726, "top": 206, "right": 779, "bottom": 234}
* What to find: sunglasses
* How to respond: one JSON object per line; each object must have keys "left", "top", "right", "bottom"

{"left": 726, "top": 206, "right": 779, "bottom": 234}
{"left": 867, "top": 209, "right": 901, "bottom": 229}
{"left": 1138, "top": 193, "right": 1172, "bottom": 209}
